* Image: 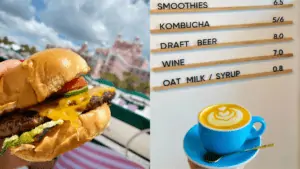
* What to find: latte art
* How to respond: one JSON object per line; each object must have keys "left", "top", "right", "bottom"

{"left": 199, "top": 104, "right": 251, "bottom": 130}
{"left": 207, "top": 107, "right": 243, "bottom": 127}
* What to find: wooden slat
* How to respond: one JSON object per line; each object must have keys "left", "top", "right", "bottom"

{"left": 151, "top": 21, "right": 293, "bottom": 34}
{"left": 151, "top": 37, "right": 293, "bottom": 53}
{"left": 152, "top": 53, "right": 293, "bottom": 72}
{"left": 150, "top": 4, "right": 293, "bottom": 14}
{"left": 152, "top": 69, "right": 292, "bottom": 91}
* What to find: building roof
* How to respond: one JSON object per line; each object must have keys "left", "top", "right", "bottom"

{"left": 96, "top": 78, "right": 115, "bottom": 87}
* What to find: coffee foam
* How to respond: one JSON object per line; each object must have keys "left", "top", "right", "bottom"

{"left": 207, "top": 107, "right": 243, "bottom": 127}
{"left": 199, "top": 104, "right": 251, "bottom": 130}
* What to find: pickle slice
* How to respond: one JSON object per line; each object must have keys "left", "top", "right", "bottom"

{"left": 64, "top": 86, "right": 88, "bottom": 98}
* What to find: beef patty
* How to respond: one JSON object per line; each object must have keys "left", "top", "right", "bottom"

{"left": 0, "top": 110, "right": 49, "bottom": 139}
{"left": 0, "top": 91, "right": 115, "bottom": 139}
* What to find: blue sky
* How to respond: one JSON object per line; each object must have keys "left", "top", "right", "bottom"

{"left": 0, "top": 0, "right": 150, "bottom": 58}
{"left": 31, "top": 0, "right": 46, "bottom": 22}
{"left": 31, "top": 0, "right": 46, "bottom": 11}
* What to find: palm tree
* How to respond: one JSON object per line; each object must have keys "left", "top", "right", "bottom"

{"left": 120, "top": 72, "right": 140, "bottom": 91}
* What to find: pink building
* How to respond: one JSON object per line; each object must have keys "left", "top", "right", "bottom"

{"left": 92, "top": 35, "right": 149, "bottom": 82}
{"left": 78, "top": 42, "right": 88, "bottom": 55}
{"left": 91, "top": 48, "right": 109, "bottom": 78}
{"left": 45, "top": 35, "right": 150, "bottom": 83}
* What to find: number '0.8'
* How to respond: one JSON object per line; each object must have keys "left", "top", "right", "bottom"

{"left": 273, "top": 65, "right": 284, "bottom": 72}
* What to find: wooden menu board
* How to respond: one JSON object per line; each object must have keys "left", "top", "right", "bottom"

{"left": 150, "top": 0, "right": 299, "bottom": 169}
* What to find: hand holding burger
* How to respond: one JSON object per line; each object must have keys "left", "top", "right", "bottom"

{"left": 0, "top": 48, "right": 115, "bottom": 162}
{"left": 0, "top": 59, "right": 30, "bottom": 169}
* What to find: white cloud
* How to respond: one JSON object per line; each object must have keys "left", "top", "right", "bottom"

{"left": 0, "top": 0, "right": 149, "bottom": 58}
{"left": 0, "top": 0, "right": 35, "bottom": 20}
{"left": 0, "top": 11, "right": 76, "bottom": 50}
{"left": 40, "top": 0, "right": 150, "bottom": 56}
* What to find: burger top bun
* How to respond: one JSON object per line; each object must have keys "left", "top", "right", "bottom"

{"left": 0, "top": 48, "right": 90, "bottom": 115}
{"left": 10, "top": 103, "right": 111, "bottom": 162}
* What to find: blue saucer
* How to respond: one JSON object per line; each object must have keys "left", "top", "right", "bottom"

{"left": 183, "top": 124, "right": 261, "bottom": 169}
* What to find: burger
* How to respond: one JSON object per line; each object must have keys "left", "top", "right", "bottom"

{"left": 0, "top": 48, "right": 116, "bottom": 162}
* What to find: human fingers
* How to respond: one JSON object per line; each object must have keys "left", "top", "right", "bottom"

{"left": 29, "top": 161, "right": 56, "bottom": 169}
{"left": 0, "top": 152, "right": 30, "bottom": 169}
{"left": 0, "top": 60, "right": 21, "bottom": 76}
{"left": 0, "top": 139, "right": 30, "bottom": 169}
{"left": 187, "top": 159, "right": 207, "bottom": 169}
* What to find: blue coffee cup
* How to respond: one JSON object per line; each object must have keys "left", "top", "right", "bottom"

{"left": 198, "top": 104, "right": 266, "bottom": 155}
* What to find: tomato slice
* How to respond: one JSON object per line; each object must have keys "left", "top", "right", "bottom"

{"left": 59, "top": 77, "right": 88, "bottom": 93}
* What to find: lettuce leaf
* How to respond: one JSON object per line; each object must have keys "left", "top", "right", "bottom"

{"left": 0, "top": 120, "right": 63, "bottom": 156}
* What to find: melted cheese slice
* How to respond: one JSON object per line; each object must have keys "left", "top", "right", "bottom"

{"left": 32, "top": 87, "right": 115, "bottom": 128}
{"left": 0, "top": 102, "right": 16, "bottom": 116}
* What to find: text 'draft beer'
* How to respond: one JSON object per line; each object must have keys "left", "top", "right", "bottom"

{"left": 150, "top": 0, "right": 295, "bottom": 92}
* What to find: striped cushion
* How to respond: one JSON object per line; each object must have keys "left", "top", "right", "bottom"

{"left": 54, "top": 142, "right": 144, "bottom": 169}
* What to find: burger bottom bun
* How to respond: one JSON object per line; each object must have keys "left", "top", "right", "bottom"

{"left": 10, "top": 104, "right": 111, "bottom": 162}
